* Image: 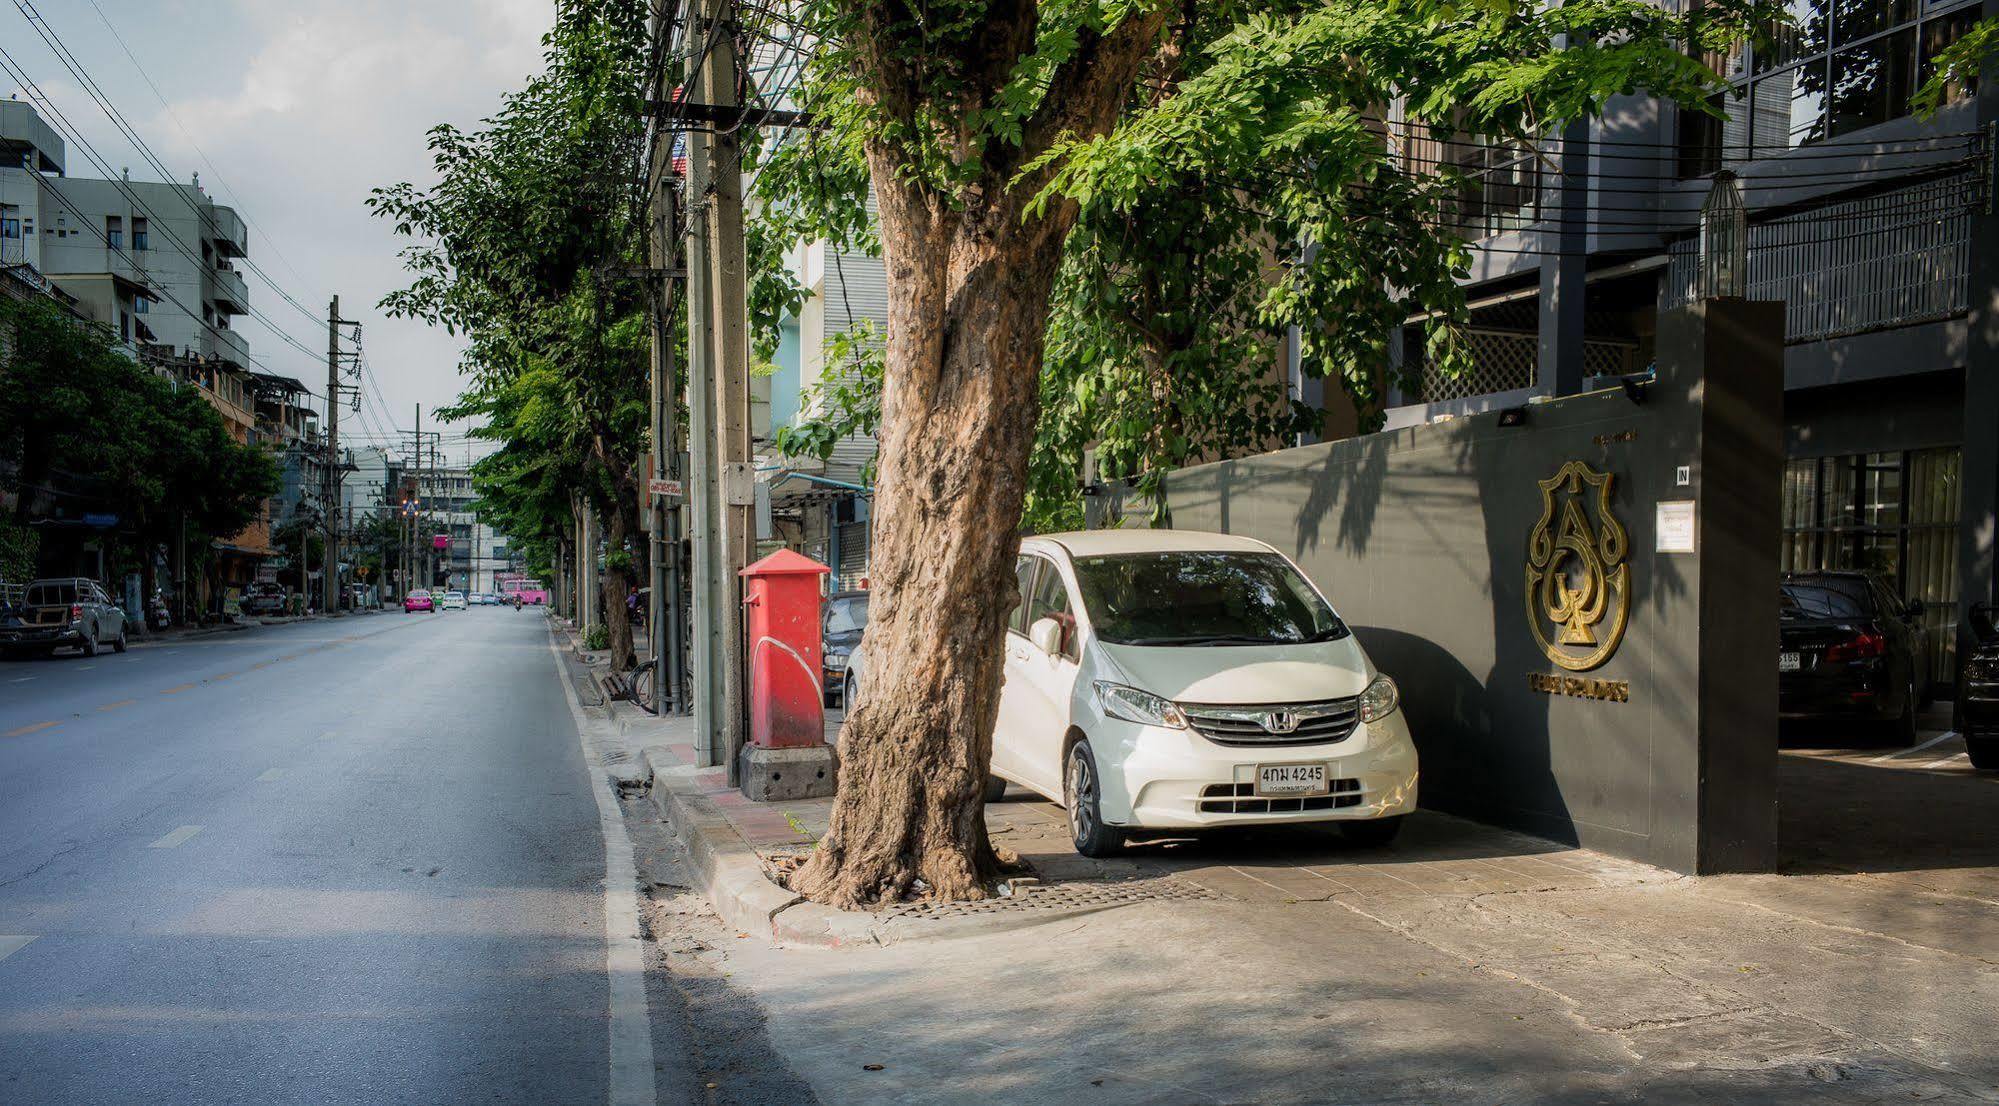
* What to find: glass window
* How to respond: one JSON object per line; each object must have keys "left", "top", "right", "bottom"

{"left": 132, "top": 217, "right": 148, "bottom": 251}
{"left": 1070, "top": 551, "right": 1350, "bottom": 647}
{"left": 105, "top": 215, "right": 122, "bottom": 249}
{"left": 1781, "top": 576, "right": 1876, "bottom": 618}
{"left": 1008, "top": 556, "right": 1038, "bottom": 634}
{"left": 1828, "top": 30, "right": 1917, "bottom": 137}
{"left": 1832, "top": 0, "right": 1917, "bottom": 46}
{"left": 1921, "top": 7, "right": 1980, "bottom": 100}
{"left": 1684, "top": 0, "right": 1971, "bottom": 175}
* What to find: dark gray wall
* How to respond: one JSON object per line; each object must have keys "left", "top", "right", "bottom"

{"left": 1158, "top": 301, "right": 1784, "bottom": 874}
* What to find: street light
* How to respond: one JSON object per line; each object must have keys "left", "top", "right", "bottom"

{"left": 1699, "top": 170, "right": 1747, "bottom": 300}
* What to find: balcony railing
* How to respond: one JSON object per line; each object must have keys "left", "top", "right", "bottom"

{"left": 1665, "top": 172, "right": 1974, "bottom": 343}
{"left": 0, "top": 237, "right": 22, "bottom": 265}
{"left": 1412, "top": 328, "right": 1639, "bottom": 403}
{"left": 210, "top": 266, "right": 249, "bottom": 315}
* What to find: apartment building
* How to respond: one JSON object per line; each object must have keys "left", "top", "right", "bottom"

{"left": 1312, "top": 0, "right": 1992, "bottom": 687}
{"left": 762, "top": 225, "right": 884, "bottom": 589}
{"left": 4, "top": 99, "right": 276, "bottom": 601}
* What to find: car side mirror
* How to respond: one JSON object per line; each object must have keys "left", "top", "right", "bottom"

{"left": 1028, "top": 616, "right": 1064, "bottom": 656}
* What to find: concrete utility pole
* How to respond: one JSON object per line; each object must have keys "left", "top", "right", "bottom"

{"left": 683, "top": 0, "right": 752, "bottom": 776}
{"left": 647, "top": 0, "right": 687, "bottom": 714}
{"left": 322, "top": 296, "right": 343, "bottom": 614}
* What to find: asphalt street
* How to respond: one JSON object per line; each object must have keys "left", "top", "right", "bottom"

{"left": 0, "top": 608, "right": 642, "bottom": 1104}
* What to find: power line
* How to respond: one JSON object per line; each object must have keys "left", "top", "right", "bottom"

{"left": 11, "top": 0, "right": 335, "bottom": 358}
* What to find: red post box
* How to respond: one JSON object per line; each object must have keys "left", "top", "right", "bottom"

{"left": 740, "top": 549, "right": 832, "bottom": 750}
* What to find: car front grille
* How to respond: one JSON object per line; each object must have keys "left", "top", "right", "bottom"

{"left": 1197, "top": 780, "right": 1363, "bottom": 815}
{"left": 1181, "top": 697, "right": 1361, "bottom": 747}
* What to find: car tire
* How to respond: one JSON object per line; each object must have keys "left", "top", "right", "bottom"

{"left": 1889, "top": 682, "right": 1919, "bottom": 746}
{"left": 1340, "top": 815, "right": 1407, "bottom": 847}
{"left": 1969, "top": 737, "right": 1999, "bottom": 771}
{"left": 844, "top": 672, "right": 857, "bottom": 711}
{"left": 1063, "top": 741, "right": 1124, "bottom": 858}
{"left": 112, "top": 626, "right": 127, "bottom": 653}
{"left": 81, "top": 627, "right": 99, "bottom": 658}
{"left": 982, "top": 774, "right": 1007, "bottom": 803}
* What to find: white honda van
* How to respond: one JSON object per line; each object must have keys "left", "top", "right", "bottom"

{"left": 991, "top": 529, "right": 1418, "bottom": 856}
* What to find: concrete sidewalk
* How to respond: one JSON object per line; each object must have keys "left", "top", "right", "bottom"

{"left": 592, "top": 672, "right": 1999, "bottom": 1102}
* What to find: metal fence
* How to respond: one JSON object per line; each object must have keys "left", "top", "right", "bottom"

{"left": 1664, "top": 172, "right": 1975, "bottom": 343}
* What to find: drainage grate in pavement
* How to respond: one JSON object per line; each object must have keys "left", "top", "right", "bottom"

{"left": 875, "top": 877, "right": 1219, "bottom": 920}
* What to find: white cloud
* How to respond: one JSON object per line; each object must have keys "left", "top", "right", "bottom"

{"left": 20, "top": 0, "right": 556, "bottom": 455}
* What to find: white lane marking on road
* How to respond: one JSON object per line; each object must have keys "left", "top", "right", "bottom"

{"left": 1922, "top": 752, "right": 1970, "bottom": 770}
{"left": 9, "top": 677, "right": 32, "bottom": 683}
{"left": 1872, "top": 730, "right": 1958, "bottom": 762}
{"left": 547, "top": 633, "right": 656, "bottom": 1106}
{"left": 148, "top": 825, "right": 204, "bottom": 849}
{"left": 256, "top": 768, "right": 284, "bottom": 782}
{"left": 76, "top": 665, "right": 94, "bottom": 671}
{"left": 0, "top": 935, "right": 36, "bottom": 962}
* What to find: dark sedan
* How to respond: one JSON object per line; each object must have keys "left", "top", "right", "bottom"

{"left": 822, "top": 589, "right": 869, "bottom": 705}
{"left": 1779, "top": 571, "right": 1932, "bottom": 744}
{"left": 1964, "top": 603, "right": 1998, "bottom": 770}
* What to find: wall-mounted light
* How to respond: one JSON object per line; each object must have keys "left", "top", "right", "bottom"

{"left": 1699, "top": 171, "right": 1748, "bottom": 300}
{"left": 1496, "top": 406, "right": 1529, "bottom": 427}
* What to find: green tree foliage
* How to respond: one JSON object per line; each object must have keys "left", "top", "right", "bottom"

{"left": 371, "top": 0, "right": 655, "bottom": 666}
{"left": 755, "top": 0, "right": 1778, "bottom": 523}
{"left": 0, "top": 295, "right": 278, "bottom": 590}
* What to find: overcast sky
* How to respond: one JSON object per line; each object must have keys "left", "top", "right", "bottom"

{"left": 4, "top": 0, "right": 555, "bottom": 466}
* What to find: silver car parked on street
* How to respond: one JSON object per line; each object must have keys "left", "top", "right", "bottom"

{"left": 0, "top": 577, "right": 129, "bottom": 659}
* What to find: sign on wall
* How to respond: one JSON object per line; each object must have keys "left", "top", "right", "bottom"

{"left": 1525, "top": 461, "right": 1632, "bottom": 675}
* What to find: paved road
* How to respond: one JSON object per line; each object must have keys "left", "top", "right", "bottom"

{"left": 0, "top": 608, "right": 642, "bottom": 1104}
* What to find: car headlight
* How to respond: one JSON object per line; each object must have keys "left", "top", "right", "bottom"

{"left": 1093, "top": 682, "right": 1188, "bottom": 729}
{"left": 825, "top": 652, "right": 848, "bottom": 672}
{"left": 1358, "top": 673, "right": 1399, "bottom": 724}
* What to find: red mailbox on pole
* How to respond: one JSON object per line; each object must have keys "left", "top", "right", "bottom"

{"left": 738, "top": 550, "right": 839, "bottom": 800}
{"left": 740, "top": 549, "right": 832, "bottom": 750}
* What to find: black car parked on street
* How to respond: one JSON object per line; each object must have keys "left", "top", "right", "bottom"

{"left": 821, "top": 589, "right": 869, "bottom": 706}
{"left": 1779, "top": 571, "right": 1932, "bottom": 744}
{"left": 1962, "top": 602, "right": 1998, "bottom": 770}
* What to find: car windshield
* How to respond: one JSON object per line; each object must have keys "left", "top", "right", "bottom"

{"left": 1780, "top": 578, "right": 1873, "bottom": 619}
{"left": 410, "top": 590, "right": 430, "bottom": 598}
{"left": 1070, "top": 551, "right": 1348, "bottom": 647}
{"left": 825, "top": 596, "right": 869, "bottom": 635}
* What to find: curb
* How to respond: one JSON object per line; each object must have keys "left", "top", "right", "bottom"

{"left": 641, "top": 747, "right": 1138, "bottom": 949}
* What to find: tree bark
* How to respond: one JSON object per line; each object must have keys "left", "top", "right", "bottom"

{"left": 791, "top": 8, "right": 1163, "bottom": 908}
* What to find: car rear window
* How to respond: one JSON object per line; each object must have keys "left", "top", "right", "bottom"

{"left": 1780, "top": 578, "right": 1874, "bottom": 619}
{"left": 824, "top": 596, "right": 869, "bottom": 635}
{"left": 26, "top": 583, "right": 78, "bottom": 606}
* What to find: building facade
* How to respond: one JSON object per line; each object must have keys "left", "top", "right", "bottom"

{"left": 1309, "top": 2, "right": 1991, "bottom": 689}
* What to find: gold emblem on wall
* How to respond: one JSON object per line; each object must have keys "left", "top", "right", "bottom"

{"left": 1526, "top": 461, "right": 1631, "bottom": 672}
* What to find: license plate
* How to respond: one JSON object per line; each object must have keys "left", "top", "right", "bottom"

{"left": 1779, "top": 652, "right": 1801, "bottom": 672}
{"left": 1257, "top": 763, "right": 1327, "bottom": 796}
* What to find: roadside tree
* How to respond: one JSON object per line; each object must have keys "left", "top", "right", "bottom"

{"left": 758, "top": 0, "right": 1772, "bottom": 907}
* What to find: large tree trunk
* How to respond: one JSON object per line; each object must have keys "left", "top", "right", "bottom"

{"left": 792, "top": 194, "right": 1066, "bottom": 906}
{"left": 786, "top": 5, "right": 1167, "bottom": 910}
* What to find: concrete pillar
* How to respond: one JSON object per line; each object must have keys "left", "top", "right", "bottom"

{"left": 1958, "top": 0, "right": 1999, "bottom": 719}
{"left": 1537, "top": 119, "right": 1589, "bottom": 398}
{"left": 1654, "top": 297, "right": 1785, "bottom": 872}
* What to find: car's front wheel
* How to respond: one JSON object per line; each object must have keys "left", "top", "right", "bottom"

{"left": 1970, "top": 736, "right": 1999, "bottom": 771}
{"left": 1064, "top": 741, "right": 1124, "bottom": 858}
{"left": 112, "top": 626, "right": 128, "bottom": 653}
{"left": 1340, "top": 815, "right": 1406, "bottom": 847}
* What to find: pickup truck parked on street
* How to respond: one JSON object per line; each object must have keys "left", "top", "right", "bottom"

{"left": 0, "top": 577, "right": 129, "bottom": 659}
